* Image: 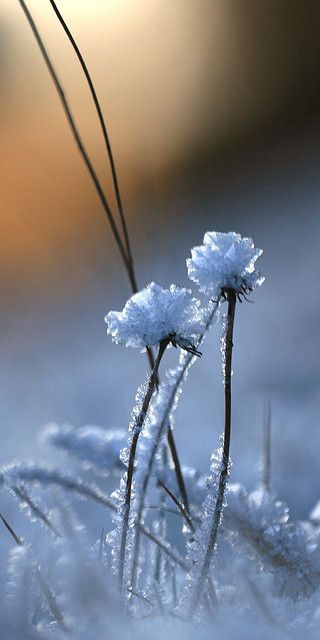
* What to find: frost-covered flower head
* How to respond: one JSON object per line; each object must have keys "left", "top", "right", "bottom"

{"left": 187, "top": 231, "right": 264, "bottom": 299}
{"left": 105, "top": 282, "right": 204, "bottom": 355}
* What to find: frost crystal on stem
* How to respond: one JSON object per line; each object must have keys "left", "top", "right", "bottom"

{"left": 187, "top": 231, "right": 264, "bottom": 299}
{"left": 42, "top": 423, "right": 126, "bottom": 474}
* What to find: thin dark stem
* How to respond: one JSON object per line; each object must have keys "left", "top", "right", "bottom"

{"left": 153, "top": 491, "right": 166, "bottom": 583}
{"left": 17, "top": 0, "right": 134, "bottom": 288}
{"left": 1, "top": 470, "right": 188, "bottom": 570}
{"left": 1, "top": 513, "right": 67, "bottom": 632}
{"left": 13, "top": 484, "right": 62, "bottom": 538}
{"left": 262, "top": 400, "right": 271, "bottom": 492}
{"left": 158, "top": 480, "right": 194, "bottom": 533}
{"left": 19, "top": 0, "right": 192, "bottom": 566}
{"left": 47, "top": 0, "right": 136, "bottom": 284}
{"left": 18, "top": 0, "right": 189, "bottom": 525}
{"left": 189, "top": 289, "right": 236, "bottom": 614}
{"left": 130, "top": 301, "right": 219, "bottom": 591}
{"left": 118, "top": 338, "right": 169, "bottom": 591}
{"left": 147, "top": 346, "right": 189, "bottom": 511}
{"left": 0, "top": 513, "right": 23, "bottom": 546}
{"left": 167, "top": 428, "right": 190, "bottom": 512}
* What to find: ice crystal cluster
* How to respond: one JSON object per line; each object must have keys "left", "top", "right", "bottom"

{"left": 43, "top": 423, "right": 126, "bottom": 473}
{"left": 187, "top": 231, "right": 264, "bottom": 298}
{"left": 105, "top": 282, "right": 204, "bottom": 351}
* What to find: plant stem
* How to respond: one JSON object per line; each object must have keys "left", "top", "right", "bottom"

{"left": 158, "top": 480, "right": 195, "bottom": 533}
{"left": 130, "top": 301, "right": 219, "bottom": 591}
{"left": 118, "top": 338, "right": 169, "bottom": 591}
{"left": 19, "top": 0, "right": 189, "bottom": 526}
{"left": 189, "top": 289, "right": 236, "bottom": 613}
{"left": 262, "top": 400, "right": 271, "bottom": 492}
{"left": 17, "top": 0, "right": 134, "bottom": 287}
{"left": 47, "top": 0, "right": 135, "bottom": 281}
{"left": 1, "top": 470, "right": 188, "bottom": 570}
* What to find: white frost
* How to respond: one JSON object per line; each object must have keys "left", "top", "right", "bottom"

{"left": 187, "top": 231, "right": 264, "bottom": 298}
{"left": 42, "top": 423, "right": 126, "bottom": 473}
{"left": 105, "top": 282, "right": 204, "bottom": 350}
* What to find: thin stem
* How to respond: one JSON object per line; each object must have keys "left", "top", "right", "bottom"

{"left": 1, "top": 470, "right": 188, "bottom": 570}
{"left": 47, "top": 0, "right": 136, "bottom": 284}
{"left": 1, "top": 513, "right": 67, "bottom": 632}
{"left": 118, "top": 338, "right": 169, "bottom": 590}
{"left": 130, "top": 301, "right": 219, "bottom": 590}
{"left": 18, "top": 0, "right": 189, "bottom": 523}
{"left": 167, "top": 428, "right": 190, "bottom": 512}
{"left": 0, "top": 513, "right": 23, "bottom": 546}
{"left": 189, "top": 289, "right": 236, "bottom": 614}
{"left": 158, "top": 480, "right": 195, "bottom": 533}
{"left": 147, "top": 346, "right": 189, "bottom": 512}
{"left": 12, "top": 484, "right": 62, "bottom": 538}
{"left": 262, "top": 400, "right": 271, "bottom": 492}
{"left": 17, "top": 0, "right": 134, "bottom": 287}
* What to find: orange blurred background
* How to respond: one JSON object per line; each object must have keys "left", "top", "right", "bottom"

{"left": 3, "top": 1, "right": 320, "bottom": 295}
{"left": 1, "top": 1, "right": 320, "bottom": 515}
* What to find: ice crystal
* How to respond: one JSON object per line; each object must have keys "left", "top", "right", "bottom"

{"left": 42, "top": 423, "right": 126, "bottom": 474}
{"left": 225, "top": 486, "right": 320, "bottom": 599}
{"left": 181, "top": 448, "right": 230, "bottom": 616}
{"left": 187, "top": 231, "right": 264, "bottom": 298}
{"left": 105, "top": 282, "right": 204, "bottom": 351}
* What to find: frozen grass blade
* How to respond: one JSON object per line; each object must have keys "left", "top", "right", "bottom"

{"left": 186, "top": 289, "right": 236, "bottom": 614}
{"left": 18, "top": 0, "right": 190, "bottom": 535}
{"left": 12, "top": 484, "right": 62, "bottom": 538}
{"left": 130, "top": 302, "right": 218, "bottom": 590}
{"left": 0, "top": 513, "right": 23, "bottom": 546}
{"left": 1, "top": 514, "right": 68, "bottom": 633}
{"left": 118, "top": 337, "right": 169, "bottom": 590}
{"left": 1, "top": 466, "right": 187, "bottom": 571}
{"left": 262, "top": 401, "right": 272, "bottom": 493}
{"left": 158, "top": 479, "right": 195, "bottom": 533}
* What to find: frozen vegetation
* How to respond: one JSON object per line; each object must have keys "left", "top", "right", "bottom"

{"left": 2, "top": 226, "right": 320, "bottom": 639}
{"left": 4, "top": 6, "right": 319, "bottom": 638}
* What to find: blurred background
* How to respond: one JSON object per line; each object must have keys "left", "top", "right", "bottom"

{"left": 1, "top": 0, "right": 320, "bottom": 517}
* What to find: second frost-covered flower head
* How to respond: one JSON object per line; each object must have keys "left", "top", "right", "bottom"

{"left": 187, "top": 231, "right": 264, "bottom": 299}
{"left": 105, "top": 282, "right": 204, "bottom": 355}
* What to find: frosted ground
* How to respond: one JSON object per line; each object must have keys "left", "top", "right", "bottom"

{"left": 1, "top": 129, "right": 320, "bottom": 637}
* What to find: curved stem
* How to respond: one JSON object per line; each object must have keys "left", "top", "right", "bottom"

{"left": 47, "top": 0, "right": 136, "bottom": 285}
{"left": 189, "top": 289, "right": 236, "bottom": 613}
{"left": 19, "top": 0, "right": 188, "bottom": 520}
{"left": 17, "top": 0, "right": 133, "bottom": 286}
{"left": 118, "top": 338, "right": 169, "bottom": 590}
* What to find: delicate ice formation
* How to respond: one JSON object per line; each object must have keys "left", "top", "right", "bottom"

{"left": 105, "top": 282, "right": 204, "bottom": 352}
{"left": 187, "top": 231, "right": 264, "bottom": 298}
{"left": 42, "top": 423, "right": 126, "bottom": 474}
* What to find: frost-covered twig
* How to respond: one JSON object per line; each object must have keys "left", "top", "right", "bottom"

{"left": 129, "top": 302, "right": 218, "bottom": 590}
{"left": 12, "top": 484, "right": 62, "bottom": 538}
{"left": 186, "top": 289, "right": 236, "bottom": 613}
{"left": 262, "top": 401, "right": 272, "bottom": 493}
{"left": 2, "top": 515, "right": 68, "bottom": 633}
{"left": 0, "top": 465, "right": 187, "bottom": 571}
{"left": 106, "top": 283, "right": 204, "bottom": 588}
{"left": 158, "top": 479, "right": 195, "bottom": 533}
{"left": 118, "top": 337, "right": 169, "bottom": 590}
{"left": 184, "top": 231, "right": 264, "bottom": 614}
{"left": 43, "top": 423, "right": 126, "bottom": 474}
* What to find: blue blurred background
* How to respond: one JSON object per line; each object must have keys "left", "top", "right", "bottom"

{"left": 1, "top": 1, "right": 320, "bottom": 518}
